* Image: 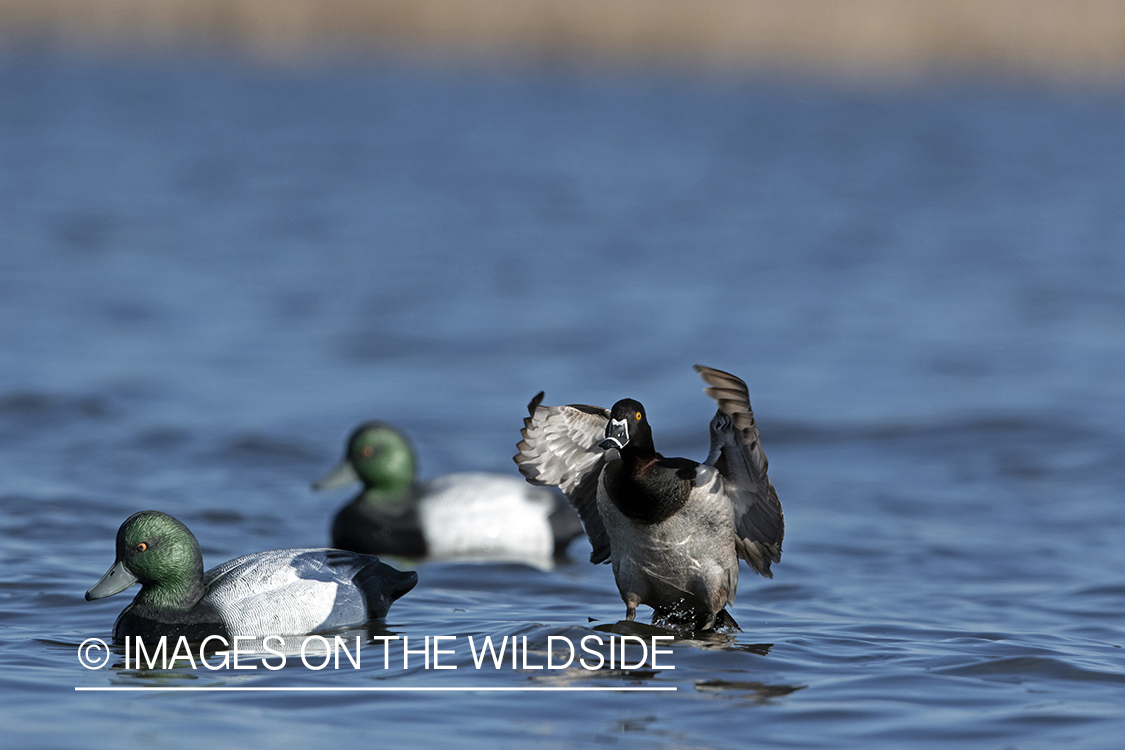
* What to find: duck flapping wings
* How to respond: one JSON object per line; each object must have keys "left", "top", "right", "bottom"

{"left": 514, "top": 366, "right": 783, "bottom": 575}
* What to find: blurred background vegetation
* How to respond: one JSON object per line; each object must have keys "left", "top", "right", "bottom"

{"left": 2, "top": 0, "right": 1125, "bottom": 82}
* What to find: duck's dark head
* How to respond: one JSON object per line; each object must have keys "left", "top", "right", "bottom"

{"left": 600, "top": 399, "right": 654, "bottom": 454}
{"left": 86, "top": 510, "right": 205, "bottom": 610}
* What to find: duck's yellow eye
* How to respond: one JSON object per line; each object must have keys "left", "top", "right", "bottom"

{"left": 361, "top": 446, "right": 375, "bottom": 458}
{"left": 136, "top": 542, "right": 148, "bottom": 552}
{"left": 635, "top": 411, "right": 642, "bottom": 420}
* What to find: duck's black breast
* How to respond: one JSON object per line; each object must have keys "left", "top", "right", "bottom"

{"left": 332, "top": 502, "right": 428, "bottom": 557}
{"left": 603, "top": 455, "right": 696, "bottom": 525}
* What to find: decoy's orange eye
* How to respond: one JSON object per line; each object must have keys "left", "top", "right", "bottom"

{"left": 136, "top": 542, "right": 148, "bottom": 552}
{"left": 635, "top": 412, "right": 642, "bottom": 420}
{"left": 361, "top": 446, "right": 375, "bottom": 458}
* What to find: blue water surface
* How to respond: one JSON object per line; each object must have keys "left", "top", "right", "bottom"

{"left": 1, "top": 55, "right": 1124, "bottom": 748}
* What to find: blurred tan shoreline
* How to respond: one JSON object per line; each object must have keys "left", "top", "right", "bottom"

{"left": 3, "top": 0, "right": 1125, "bottom": 81}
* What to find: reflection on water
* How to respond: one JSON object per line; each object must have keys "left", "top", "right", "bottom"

{"left": 695, "top": 679, "right": 805, "bottom": 702}
{"left": 1, "top": 56, "right": 1125, "bottom": 749}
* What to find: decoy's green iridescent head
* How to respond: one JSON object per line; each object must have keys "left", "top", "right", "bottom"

{"left": 86, "top": 510, "right": 205, "bottom": 610}
{"left": 313, "top": 422, "right": 418, "bottom": 499}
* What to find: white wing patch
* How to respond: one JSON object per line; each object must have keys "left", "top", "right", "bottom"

{"left": 515, "top": 397, "right": 613, "bottom": 564}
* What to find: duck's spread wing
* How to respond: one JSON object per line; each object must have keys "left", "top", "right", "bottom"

{"left": 695, "top": 365, "right": 784, "bottom": 577}
{"left": 514, "top": 392, "right": 612, "bottom": 564}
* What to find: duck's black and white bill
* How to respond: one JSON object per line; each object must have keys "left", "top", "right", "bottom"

{"left": 599, "top": 418, "right": 630, "bottom": 450}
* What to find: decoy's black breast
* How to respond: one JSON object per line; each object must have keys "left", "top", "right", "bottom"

{"left": 332, "top": 504, "right": 428, "bottom": 557}
{"left": 113, "top": 607, "right": 230, "bottom": 646}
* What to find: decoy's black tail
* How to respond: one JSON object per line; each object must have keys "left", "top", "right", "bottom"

{"left": 356, "top": 559, "right": 418, "bottom": 619}
{"left": 549, "top": 493, "right": 586, "bottom": 556}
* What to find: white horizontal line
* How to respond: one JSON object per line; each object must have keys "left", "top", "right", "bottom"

{"left": 75, "top": 686, "right": 676, "bottom": 692}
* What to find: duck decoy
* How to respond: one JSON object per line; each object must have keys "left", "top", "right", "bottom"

{"left": 86, "top": 510, "right": 417, "bottom": 643}
{"left": 314, "top": 422, "right": 584, "bottom": 562}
